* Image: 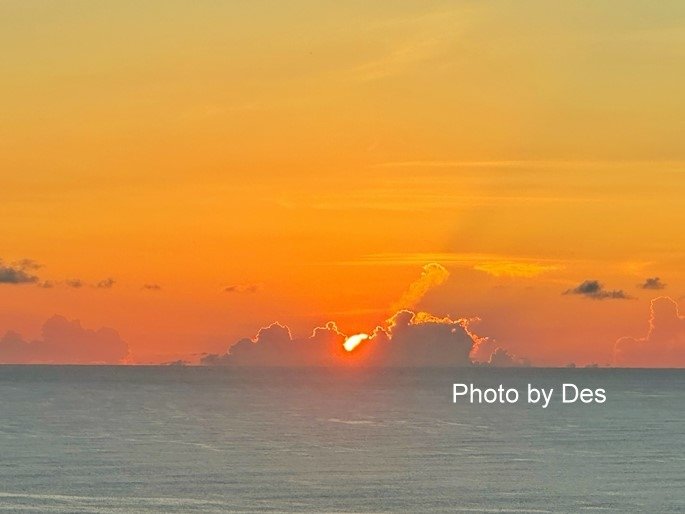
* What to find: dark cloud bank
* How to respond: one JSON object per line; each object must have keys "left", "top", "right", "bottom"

{"left": 0, "top": 316, "right": 129, "bottom": 364}
{"left": 202, "top": 310, "right": 525, "bottom": 367}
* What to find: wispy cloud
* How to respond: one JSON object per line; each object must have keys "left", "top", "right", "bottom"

{"left": 391, "top": 263, "right": 449, "bottom": 311}
{"left": 375, "top": 159, "right": 685, "bottom": 169}
{"left": 340, "top": 252, "right": 565, "bottom": 278}
{"left": 224, "top": 284, "right": 259, "bottom": 294}
{"left": 473, "top": 261, "right": 561, "bottom": 278}
{"left": 350, "top": 37, "right": 442, "bottom": 83}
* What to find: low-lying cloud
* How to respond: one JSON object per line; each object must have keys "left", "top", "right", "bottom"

{"left": 614, "top": 296, "right": 685, "bottom": 367}
{"left": 563, "top": 280, "right": 631, "bottom": 300}
{"left": 202, "top": 309, "right": 524, "bottom": 367}
{"left": 202, "top": 321, "right": 345, "bottom": 366}
{"left": 0, "top": 315, "right": 129, "bottom": 364}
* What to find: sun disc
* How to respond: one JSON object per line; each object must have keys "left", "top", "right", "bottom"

{"left": 343, "top": 333, "right": 369, "bottom": 352}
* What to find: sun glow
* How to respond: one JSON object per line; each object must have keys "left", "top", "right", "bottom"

{"left": 343, "top": 333, "right": 369, "bottom": 352}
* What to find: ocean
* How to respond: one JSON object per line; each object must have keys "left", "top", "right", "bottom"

{"left": 0, "top": 366, "right": 682, "bottom": 513}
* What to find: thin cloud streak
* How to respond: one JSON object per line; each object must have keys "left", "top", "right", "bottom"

{"left": 374, "top": 159, "right": 685, "bottom": 169}
{"left": 335, "top": 252, "right": 567, "bottom": 271}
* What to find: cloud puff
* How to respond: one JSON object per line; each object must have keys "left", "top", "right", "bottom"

{"left": 563, "top": 280, "right": 632, "bottom": 300}
{"left": 96, "top": 278, "right": 116, "bottom": 289}
{"left": 142, "top": 283, "right": 162, "bottom": 291}
{"left": 0, "top": 259, "right": 40, "bottom": 285}
{"left": 224, "top": 284, "right": 258, "bottom": 294}
{"left": 614, "top": 297, "right": 685, "bottom": 367}
{"left": 391, "top": 263, "right": 449, "bottom": 311}
{"left": 0, "top": 316, "right": 129, "bottom": 364}
{"left": 202, "top": 309, "right": 475, "bottom": 367}
{"left": 65, "top": 278, "right": 85, "bottom": 289}
{"left": 639, "top": 277, "right": 666, "bottom": 290}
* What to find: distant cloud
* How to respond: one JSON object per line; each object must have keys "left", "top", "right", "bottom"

{"left": 142, "top": 283, "right": 162, "bottom": 291}
{"left": 391, "top": 263, "right": 449, "bottom": 311}
{"left": 65, "top": 278, "right": 85, "bottom": 289}
{"left": 614, "top": 297, "right": 685, "bottom": 367}
{"left": 96, "top": 278, "right": 116, "bottom": 289}
{"left": 0, "top": 315, "right": 129, "bottom": 364}
{"left": 467, "top": 321, "right": 529, "bottom": 367}
{"left": 488, "top": 347, "right": 517, "bottom": 367}
{"left": 0, "top": 259, "right": 40, "bottom": 285}
{"left": 224, "top": 284, "right": 258, "bottom": 294}
{"left": 563, "top": 280, "right": 632, "bottom": 300}
{"left": 639, "top": 277, "right": 666, "bottom": 290}
{"left": 14, "top": 258, "right": 42, "bottom": 271}
{"left": 38, "top": 281, "right": 55, "bottom": 289}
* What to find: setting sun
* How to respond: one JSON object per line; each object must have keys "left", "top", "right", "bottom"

{"left": 343, "top": 334, "right": 369, "bottom": 352}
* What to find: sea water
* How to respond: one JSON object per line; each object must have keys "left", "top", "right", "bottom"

{"left": 0, "top": 366, "right": 682, "bottom": 512}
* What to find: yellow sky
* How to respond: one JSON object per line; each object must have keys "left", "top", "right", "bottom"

{"left": 2, "top": 1, "right": 685, "bottom": 364}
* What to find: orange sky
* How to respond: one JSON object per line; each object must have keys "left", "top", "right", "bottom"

{"left": 2, "top": 1, "right": 685, "bottom": 366}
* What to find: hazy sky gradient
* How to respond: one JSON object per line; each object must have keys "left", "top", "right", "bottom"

{"left": 2, "top": 1, "right": 685, "bottom": 365}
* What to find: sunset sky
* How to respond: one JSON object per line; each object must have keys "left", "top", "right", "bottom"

{"left": 2, "top": 1, "right": 685, "bottom": 366}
